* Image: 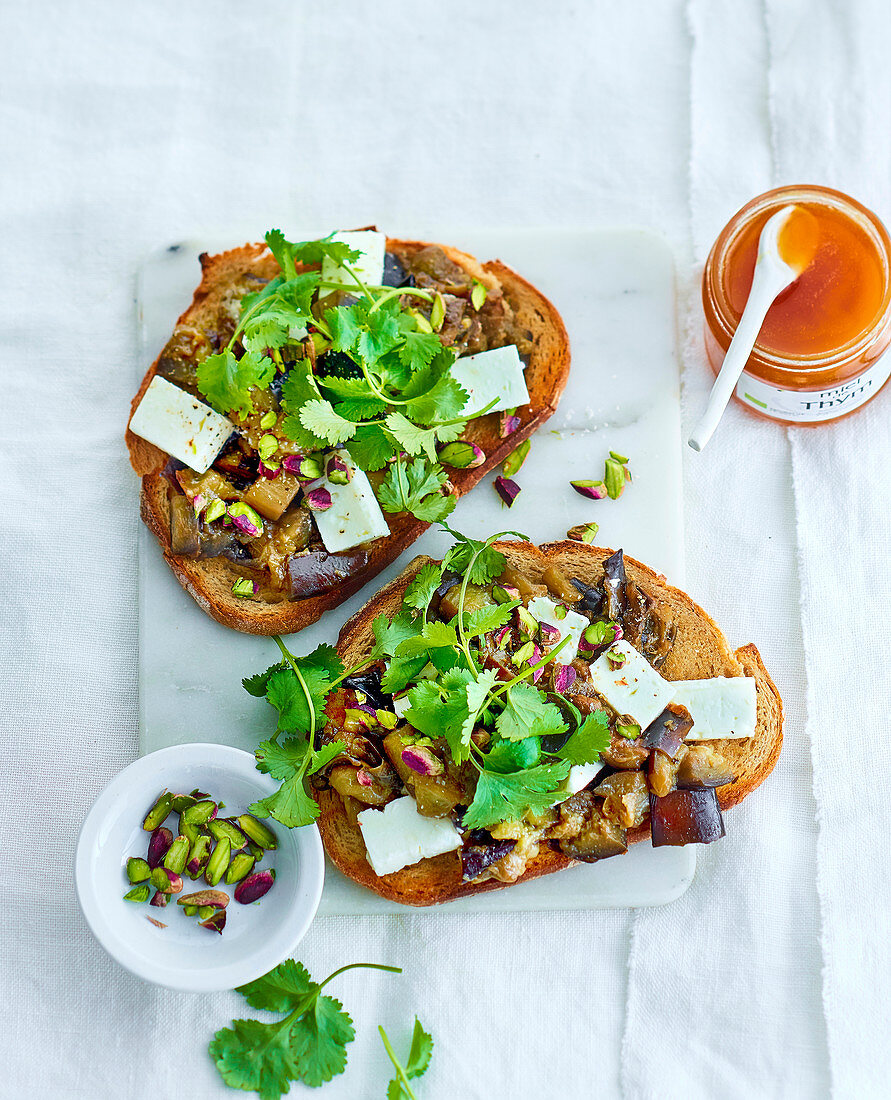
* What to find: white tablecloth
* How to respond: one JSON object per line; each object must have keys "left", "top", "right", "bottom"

{"left": 3, "top": 1, "right": 889, "bottom": 1096}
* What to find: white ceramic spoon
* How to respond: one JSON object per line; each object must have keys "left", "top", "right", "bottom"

{"left": 689, "top": 204, "right": 816, "bottom": 452}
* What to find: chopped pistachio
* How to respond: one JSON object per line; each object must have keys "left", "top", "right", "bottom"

{"left": 259, "top": 410, "right": 277, "bottom": 430}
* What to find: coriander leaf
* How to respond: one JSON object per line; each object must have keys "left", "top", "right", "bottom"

{"left": 428, "top": 417, "right": 467, "bottom": 445}
{"left": 237, "top": 958, "right": 317, "bottom": 1014}
{"left": 398, "top": 330, "right": 443, "bottom": 372}
{"left": 241, "top": 314, "right": 292, "bottom": 355}
{"left": 265, "top": 228, "right": 296, "bottom": 278}
{"left": 372, "top": 609, "right": 424, "bottom": 656}
{"left": 496, "top": 682, "right": 568, "bottom": 743}
{"left": 344, "top": 423, "right": 394, "bottom": 471}
{"left": 310, "top": 739, "right": 347, "bottom": 776}
{"left": 457, "top": 669, "right": 499, "bottom": 762}
{"left": 264, "top": 660, "right": 337, "bottom": 735}
{"left": 336, "top": 396, "right": 390, "bottom": 421}
{"left": 404, "top": 376, "right": 469, "bottom": 425}
{"left": 326, "top": 305, "right": 362, "bottom": 353}
{"left": 405, "top": 1018, "right": 434, "bottom": 1079}
{"left": 381, "top": 1018, "right": 434, "bottom": 1099}
{"left": 289, "top": 995, "right": 355, "bottom": 1087}
{"left": 276, "top": 273, "right": 321, "bottom": 318}
{"left": 254, "top": 737, "right": 310, "bottom": 782}
{"left": 197, "top": 349, "right": 275, "bottom": 419}
{"left": 394, "top": 619, "right": 458, "bottom": 658}
{"left": 441, "top": 530, "right": 511, "bottom": 586}
{"left": 358, "top": 303, "right": 401, "bottom": 362}
{"left": 399, "top": 343, "right": 455, "bottom": 397}
{"left": 411, "top": 490, "right": 457, "bottom": 523}
{"left": 405, "top": 671, "right": 473, "bottom": 755}
{"left": 210, "top": 1018, "right": 295, "bottom": 1100}
{"left": 267, "top": 230, "right": 359, "bottom": 274}
{"left": 377, "top": 457, "right": 455, "bottom": 522}
{"left": 251, "top": 738, "right": 319, "bottom": 828}
{"left": 485, "top": 734, "right": 542, "bottom": 772}
{"left": 464, "top": 601, "right": 518, "bottom": 639}
{"left": 404, "top": 562, "right": 445, "bottom": 613}
{"left": 380, "top": 655, "right": 429, "bottom": 694}
{"left": 557, "top": 710, "right": 611, "bottom": 765}
{"left": 299, "top": 399, "right": 356, "bottom": 446}
{"left": 385, "top": 412, "right": 439, "bottom": 462}
{"left": 313, "top": 372, "right": 368, "bottom": 398}
{"left": 243, "top": 662, "right": 287, "bottom": 697}
{"left": 462, "top": 761, "right": 571, "bottom": 829}
{"left": 279, "top": 361, "right": 321, "bottom": 410}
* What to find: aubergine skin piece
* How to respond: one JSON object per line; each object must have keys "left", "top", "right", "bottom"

{"left": 649, "top": 788, "right": 726, "bottom": 846}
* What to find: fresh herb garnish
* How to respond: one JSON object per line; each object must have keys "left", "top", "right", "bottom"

{"left": 246, "top": 528, "right": 615, "bottom": 832}
{"left": 209, "top": 959, "right": 401, "bottom": 1098}
{"left": 379, "top": 1018, "right": 434, "bottom": 1099}
{"left": 194, "top": 228, "right": 509, "bottom": 526}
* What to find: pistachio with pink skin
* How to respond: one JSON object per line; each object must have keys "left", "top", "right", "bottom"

{"left": 538, "top": 621, "right": 561, "bottom": 641}
{"left": 150, "top": 890, "right": 171, "bottom": 908}
{"left": 147, "top": 827, "right": 174, "bottom": 869}
{"left": 492, "top": 584, "right": 520, "bottom": 605}
{"left": 500, "top": 412, "right": 521, "bottom": 437}
{"left": 494, "top": 476, "right": 521, "bottom": 507}
{"left": 493, "top": 625, "right": 512, "bottom": 649}
{"left": 357, "top": 769, "right": 374, "bottom": 787}
{"left": 200, "top": 910, "right": 227, "bottom": 934}
{"left": 570, "top": 480, "right": 608, "bottom": 501}
{"left": 401, "top": 745, "right": 444, "bottom": 777}
{"left": 553, "top": 664, "right": 578, "bottom": 694}
{"left": 227, "top": 502, "right": 264, "bottom": 538}
{"left": 326, "top": 453, "right": 352, "bottom": 485}
{"left": 282, "top": 454, "right": 323, "bottom": 481}
{"left": 304, "top": 487, "right": 333, "bottom": 511}
{"left": 528, "top": 644, "right": 544, "bottom": 683}
{"left": 150, "top": 866, "right": 182, "bottom": 894}
{"left": 177, "top": 889, "right": 229, "bottom": 909}
{"left": 234, "top": 870, "right": 275, "bottom": 904}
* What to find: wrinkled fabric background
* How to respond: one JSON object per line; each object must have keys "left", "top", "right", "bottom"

{"left": 2, "top": 1, "right": 888, "bottom": 1096}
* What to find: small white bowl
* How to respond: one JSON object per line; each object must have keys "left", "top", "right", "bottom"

{"left": 75, "top": 743, "right": 324, "bottom": 992}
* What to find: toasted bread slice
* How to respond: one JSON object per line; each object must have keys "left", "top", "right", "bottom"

{"left": 317, "top": 541, "right": 783, "bottom": 906}
{"left": 127, "top": 239, "right": 570, "bottom": 634}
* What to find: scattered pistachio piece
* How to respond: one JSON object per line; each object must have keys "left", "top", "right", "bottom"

{"left": 204, "top": 836, "right": 231, "bottom": 888}
{"left": 124, "top": 884, "right": 150, "bottom": 903}
{"left": 143, "top": 791, "right": 173, "bottom": 832}
{"left": 259, "top": 410, "right": 277, "bottom": 430}
{"left": 501, "top": 439, "right": 531, "bottom": 478}
{"left": 237, "top": 815, "right": 279, "bottom": 852}
{"left": 126, "top": 857, "right": 151, "bottom": 884}
{"left": 471, "top": 278, "right": 488, "bottom": 310}
{"left": 430, "top": 292, "right": 446, "bottom": 332}
{"left": 567, "top": 522, "right": 600, "bottom": 544}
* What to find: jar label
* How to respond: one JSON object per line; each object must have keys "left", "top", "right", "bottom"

{"left": 736, "top": 357, "right": 891, "bottom": 422}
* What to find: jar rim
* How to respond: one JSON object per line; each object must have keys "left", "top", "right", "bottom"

{"left": 704, "top": 184, "right": 891, "bottom": 374}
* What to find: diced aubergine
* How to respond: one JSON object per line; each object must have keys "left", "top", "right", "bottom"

{"left": 560, "top": 806, "right": 628, "bottom": 861}
{"left": 643, "top": 703, "right": 694, "bottom": 759}
{"left": 650, "top": 788, "right": 726, "bottom": 846}
{"left": 439, "top": 582, "right": 493, "bottom": 622}
{"left": 242, "top": 472, "right": 302, "bottom": 521}
{"left": 461, "top": 833, "right": 517, "bottom": 882}
{"left": 541, "top": 564, "right": 582, "bottom": 604}
{"left": 570, "top": 577, "right": 605, "bottom": 614}
{"left": 675, "top": 745, "right": 735, "bottom": 790}
{"left": 342, "top": 669, "right": 393, "bottom": 712}
{"left": 328, "top": 765, "right": 391, "bottom": 807}
{"left": 169, "top": 494, "right": 200, "bottom": 556}
{"left": 288, "top": 549, "right": 370, "bottom": 598}
{"left": 382, "top": 732, "right": 465, "bottom": 818}
{"left": 601, "top": 549, "right": 628, "bottom": 621}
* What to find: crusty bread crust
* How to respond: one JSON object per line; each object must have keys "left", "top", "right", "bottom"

{"left": 127, "top": 239, "right": 571, "bottom": 634}
{"left": 317, "top": 542, "right": 783, "bottom": 906}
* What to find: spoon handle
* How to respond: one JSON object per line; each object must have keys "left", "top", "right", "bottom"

{"left": 688, "top": 264, "right": 792, "bottom": 452}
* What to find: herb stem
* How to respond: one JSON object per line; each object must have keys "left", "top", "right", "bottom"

{"left": 273, "top": 635, "right": 317, "bottom": 738}
{"left": 367, "top": 286, "right": 435, "bottom": 313}
{"left": 319, "top": 962, "right": 403, "bottom": 991}
{"left": 378, "top": 1026, "right": 417, "bottom": 1100}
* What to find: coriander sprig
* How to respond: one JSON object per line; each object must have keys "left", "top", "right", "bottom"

{"left": 379, "top": 1019, "right": 434, "bottom": 1099}
{"left": 210, "top": 959, "right": 402, "bottom": 1098}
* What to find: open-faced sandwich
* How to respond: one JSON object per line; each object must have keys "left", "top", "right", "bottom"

{"left": 243, "top": 531, "right": 782, "bottom": 906}
{"left": 126, "top": 230, "right": 569, "bottom": 634}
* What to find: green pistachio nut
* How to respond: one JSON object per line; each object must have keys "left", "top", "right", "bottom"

{"left": 247, "top": 842, "right": 265, "bottom": 864}
{"left": 142, "top": 791, "right": 173, "bottom": 832}
{"left": 501, "top": 439, "right": 531, "bottom": 478}
{"left": 208, "top": 818, "right": 248, "bottom": 849}
{"left": 124, "top": 884, "right": 151, "bottom": 903}
{"left": 181, "top": 799, "right": 218, "bottom": 826}
{"left": 197, "top": 905, "right": 215, "bottom": 920}
{"left": 163, "top": 835, "right": 190, "bottom": 875}
{"left": 170, "top": 793, "right": 198, "bottom": 814}
{"left": 126, "top": 858, "right": 151, "bottom": 884}
{"left": 150, "top": 866, "right": 182, "bottom": 894}
{"left": 204, "top": 836, "right": 231, "bottom": 887}
{"left": 185, "top": 834, "right": 212, "bottom": 879}
{"left": 237, "top": 814, "right": 279, "bottom": 851}
{"left": 182, "top": 905, "right": 198, "bottom": 916}
{"left": 225, "top": 853, "right": 256, "bottom": 886}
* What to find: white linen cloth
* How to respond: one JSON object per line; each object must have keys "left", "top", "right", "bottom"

{"left": 1, "top": 0, "right": 887, "bottom": 1096}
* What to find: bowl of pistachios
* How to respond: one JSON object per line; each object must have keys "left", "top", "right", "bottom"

{"left": 75, "top": 743, "right": 324, "bottom": 992}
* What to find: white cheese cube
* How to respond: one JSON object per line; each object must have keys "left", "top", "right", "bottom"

{"left": 128, "top": 376, "right": 234, "bottom": 474}
{"left": 309, "top": 459, "right": 390, "bottom": 553}
{"left": 671, "top": 677, "right": 757, "bottom": 740}
{"left": 321, "top": 230, "right": 387, "bottom": 292}
{"left": 392, "top": 695, "right": 411, "bottom": 719}
{"left": 450, "top": 345, "right": 530, "bottom": 418}
{"left": 587, "top": 640, "right": 674, "bottom": 730}
{"left": 527, "top": 596, "right": 588, "bottom": 664}
{"left": 357, "top": 796, "right": 462, "bottom": 877}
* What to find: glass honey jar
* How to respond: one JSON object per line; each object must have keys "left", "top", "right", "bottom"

{"left": 702, "top": 184, "right": 891, "bottom": 424}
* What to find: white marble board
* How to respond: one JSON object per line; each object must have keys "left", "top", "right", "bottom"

{"left": 136, "top": 228, "right": 694, "bottom": 913}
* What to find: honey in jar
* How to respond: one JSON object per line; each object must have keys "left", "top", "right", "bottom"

{"left": 702, "top": 185, "right": 891, "bottom": 424}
